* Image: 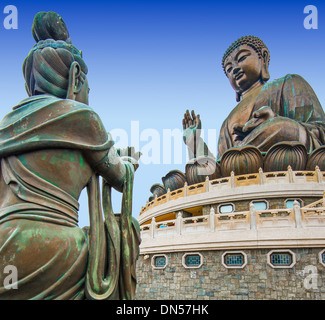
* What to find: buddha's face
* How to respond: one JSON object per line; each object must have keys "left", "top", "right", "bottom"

{"left": 223, "top": 44, "right": 262, "bottom": 93}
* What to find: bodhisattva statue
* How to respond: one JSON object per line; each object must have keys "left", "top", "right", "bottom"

{"left": 183, "top": 35, "right": 325, "bottom": 168}
{"left": 0, "top": 12, "right": 140, "bottom": 300}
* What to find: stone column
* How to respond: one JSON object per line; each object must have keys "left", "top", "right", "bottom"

{"left": 166, "top": 188, "right": 170, "bottom": 201}
{"left": 287, "top": 165, "right": 294, "bottom": 183}
{"left": 151, "top": 217, "right": 156, "bottom": 238}
{"left": 315, "top": 166, "right": 323, "bottom": 183}
{"left": 210, "top": 206, "right": 215, "bottom": 232}
{"left": 259, "top": 167, "right": 264, "bottom": 185}
{"left": 230, "top": 171, "right": 235, "bottom": 188}
{"left": 250, "top": 203, "right": 257, "bottom": 230}
{"left": 183, "top": 182, "right": 188, "bottom": 197}
{"left": 205, "top": 176, "right": 209, "bottom": 192}
{"left": 176, "top": 212, "right": 182, "bottom": 235}
{"left": 293, "top": 200, "right": 302, "bottom": 228}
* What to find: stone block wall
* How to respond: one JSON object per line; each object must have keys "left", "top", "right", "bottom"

{"left": 135, "top": 248, "right": 325, "bottom": 300}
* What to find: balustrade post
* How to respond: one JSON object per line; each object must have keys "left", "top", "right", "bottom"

{"left": 293, "top": 200, "right": 302, "bottom": 228}
{"left": 183, "top": 182, "right": 188, "bottom": 197}
{"left": 151, "top": 217, "right": 156, "bottom": 238}
{"left": 287, "top": 165, "right": 294, "bottom": 183}
{"left": 176, "top": 212, "right": 182, "bottom": 235}
{"left": 209, "top": 206, "right": 215, "bottom": 232}
{"left": 166, "top": 188, "right": 170, "bottom": 201}
{"left": 258, "top": 167, "right": 264, "bottom": 185}
{"left": 250, "top": 203, "right": 256, "bottom": 230}
{"left": 315, "top": 166, "right": 323, "bottom": 183}
{"left": 231, "top": 171, "right": 235, "bottom": 188}
{"left": 205, "top": 176, "right": 209, "bottom": 192}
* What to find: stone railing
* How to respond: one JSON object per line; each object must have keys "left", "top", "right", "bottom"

{"left": 139, "top": 201, "right": 325, "bottom": 240}
{"left": 140, "top": 166, "right": 325, "bottom": 215}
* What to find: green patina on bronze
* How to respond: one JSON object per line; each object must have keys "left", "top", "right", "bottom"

{"left": 0, "top": 11, "right": 140, "bottom": 300}
{"left": 183, "top": 35, "right": 325, "bottom": 177}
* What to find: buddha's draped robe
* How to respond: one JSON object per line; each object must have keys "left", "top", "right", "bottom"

{"left": 0, "top": 95, "right": 139, "bottom": 299}
{"left": 217, "top": 74, "right": 325, "bottom": 158}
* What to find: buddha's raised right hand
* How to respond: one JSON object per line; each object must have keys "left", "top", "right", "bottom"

{"left": 182, "top": 110, "right": 201, "bottom": 149}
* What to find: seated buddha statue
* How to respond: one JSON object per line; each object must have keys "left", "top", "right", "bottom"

{"left": 183, "top": 35, "right": 325, "bottom": 164}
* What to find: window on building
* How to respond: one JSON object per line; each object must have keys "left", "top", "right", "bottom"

{"left": 225, "top": 253, "right": 243, "bottom": 266}
{"left": 155, "top": 256, "right": 167, "bottom": 267}
{"left": 271, "top": 252, "right": 292, "bottom": 266}
{"left": 219, "top": 204, "right": 234, "bottom": 213}
{"left": 182, "top": 253, "right": 203, "bottom": 269}
{"left": 267, "top": 250, "right": 296, "bottom": 268}
{"left": 251, "top": 201, "right": 268, "bottom": 210}
{"left": 222, "top": 251, "right": 247, "bottom": 269}
{"left": 151, "top": 255, "right": 168, "bottom": 269}
{"left": 285, "top": 199, "right": 302, "bottom": 209}
{"left": 185, "top": 255, "right": 201, "bottom": 266}
{"left": 319, "top": 249, "right": 325, "bottom": 267}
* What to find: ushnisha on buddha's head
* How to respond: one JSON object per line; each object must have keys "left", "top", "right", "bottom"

{"left": 222, "top": 36, "right": 270, "bottom": 102}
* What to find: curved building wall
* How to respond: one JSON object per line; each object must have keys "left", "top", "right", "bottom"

{"left": 136, "top": 248, "right": 325, "bottom": 300}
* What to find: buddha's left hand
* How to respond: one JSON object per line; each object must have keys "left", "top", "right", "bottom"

{"left": 242, "top": 106, "right": 277, "bottom": 133}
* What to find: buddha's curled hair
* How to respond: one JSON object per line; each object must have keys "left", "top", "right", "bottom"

{"left": 222, "top": 35, "right": 270, "bottom": 74}
{"left": 23, "top": 11, "right": 88, "bottom": 98}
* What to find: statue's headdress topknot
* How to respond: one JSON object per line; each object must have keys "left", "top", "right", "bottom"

{"left": 23, "top": 11, "right": 88, "bottom": 98}
{"left": 222, "top": 35, "right": 270, "bottom": 74}
{"left": 32, "top": 11, "right": 71, "bottom": 43}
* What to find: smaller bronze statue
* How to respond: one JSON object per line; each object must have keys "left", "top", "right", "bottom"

{"left": 0, "top": 11, "right": 140, "bottom": 300}
{"left": 183, "top": 35, "right": 325, "bottom": 175}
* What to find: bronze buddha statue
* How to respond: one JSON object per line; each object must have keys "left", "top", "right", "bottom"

{"left": 183, "top": 35, "right": 325, "bottom": 173}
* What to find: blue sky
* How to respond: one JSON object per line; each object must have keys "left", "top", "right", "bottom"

{"left": 0, "top": 0, "right": 324, "bottom": 227}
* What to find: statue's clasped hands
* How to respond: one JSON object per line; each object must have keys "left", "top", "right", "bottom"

{"left": 117, "top": 147, "right": 142, "bottom": 172}
{"left": 232, "top": 106, "right": 277, "bottom": 141}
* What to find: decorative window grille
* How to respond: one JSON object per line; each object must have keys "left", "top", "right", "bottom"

{"left": 267, "top": 250, "right": 296, "bottom": 268}
{"left": 155, "top": 256, "right": 167, "bottom": 268}
{"left": 270, "top": 253, "right": 292, "bottom": 266}
{"left": 182, "top": 253, "right": 203, "bottom": 269}
{"left": 224, "top": 253, "right": 244, "bottom": 266}
{"left": 151, "top": 254, "right": 168, "bottom": 269}
{"left": 222, "top": 251, "right": 247, "bottom": 269}
{"left": 185, "top": 255, "right": 201, "bottom": 266}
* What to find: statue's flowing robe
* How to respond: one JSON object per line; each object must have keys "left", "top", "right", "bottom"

{"left": 218, "top": 74, "right": 325, "bottom": 158}
{"left": 0, "top": 95, "right": 140, "bottom": 299}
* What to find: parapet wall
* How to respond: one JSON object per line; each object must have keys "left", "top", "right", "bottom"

{"left": 135, "top": 248, "right": 325, "bottom": 300}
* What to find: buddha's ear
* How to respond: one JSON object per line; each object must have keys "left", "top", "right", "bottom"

{"left": 261, "top": 48, "right": 270, "bottom": 82}
{"left": 66, "top": 61, "right": 82, "bottom": 100}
